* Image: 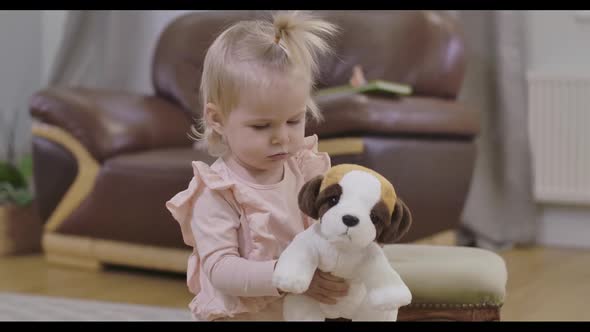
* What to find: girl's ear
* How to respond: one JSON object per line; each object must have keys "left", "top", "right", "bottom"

{"left": 205, "top": 103, "right": 224, "bottom": 136}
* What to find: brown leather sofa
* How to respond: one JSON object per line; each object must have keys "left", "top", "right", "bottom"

{"left": 29, "top": 11, "right": 486, "bottom": 317}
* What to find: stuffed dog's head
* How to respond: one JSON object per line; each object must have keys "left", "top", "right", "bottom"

{"left": 299, "top": 164, "right": 412, "bottom": 249}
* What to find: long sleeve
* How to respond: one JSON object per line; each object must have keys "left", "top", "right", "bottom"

{"left": 190, "top": 188, "right": 281, "bottom": 297}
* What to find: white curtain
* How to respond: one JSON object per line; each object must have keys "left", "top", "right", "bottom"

{"left": 47, "top": 10, "right": 193, "bottom": 93}
{"left": 456, "top": 11, "right": 540, "bottom": 250}
{"left": 0, "top": 11, "right": 41, "bottom": 167}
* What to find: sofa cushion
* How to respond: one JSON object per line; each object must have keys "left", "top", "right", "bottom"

{"left": 56, "top": 147, "right": 215, "bottom": 249}
{"left": 307, "top": 95, "right": 479, "bottom": 140}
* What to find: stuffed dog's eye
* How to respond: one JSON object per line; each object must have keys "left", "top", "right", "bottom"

{"left": 370, "top": 212, "right": 379, "bottom": 224}
{"left": 328, "top": 196, "right": 339, "bottom": 207}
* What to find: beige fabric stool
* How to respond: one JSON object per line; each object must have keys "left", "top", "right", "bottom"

{"left": 384, "top": 244, "right": 507, "bottom": 321}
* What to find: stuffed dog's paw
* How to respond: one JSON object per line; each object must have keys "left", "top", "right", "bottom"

{"left": 272, "top": 272, "right": 312, "bottom": 294}
{"left": 367, "top": 286, "right": 412, "bottom": 311}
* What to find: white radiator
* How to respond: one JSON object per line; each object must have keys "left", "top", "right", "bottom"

{"left": 527, "top": 72, "right": 590, "bottom": 205}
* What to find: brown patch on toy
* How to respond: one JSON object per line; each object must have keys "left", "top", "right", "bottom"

{"left": 315, "top": 184, "right": 343, "bottom": 220}
{"left": 377, "top": 199, "right": 413, "bottom": 244}
{"left": 298, "top": 175, "right": 324, "bottom": 219}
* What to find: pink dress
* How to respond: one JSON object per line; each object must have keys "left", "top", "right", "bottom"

{"left": 166, "top": 135, "right": 330, "bottom": 321}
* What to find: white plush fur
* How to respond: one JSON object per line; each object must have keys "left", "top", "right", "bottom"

{"left": 272, "top": 171, "right": 412, "bottom": 321}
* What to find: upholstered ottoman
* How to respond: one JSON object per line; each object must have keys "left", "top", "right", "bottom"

{"left": 383, "top": 244, "right": 507, "bottom": 321}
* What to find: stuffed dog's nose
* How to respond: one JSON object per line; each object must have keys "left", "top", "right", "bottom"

{"left": 342, "top": 215, "right": 359, "bottom": 227}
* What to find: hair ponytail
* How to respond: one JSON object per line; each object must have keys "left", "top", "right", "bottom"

{"left": 272, "top": 11, "right": 338, "bottom": 81}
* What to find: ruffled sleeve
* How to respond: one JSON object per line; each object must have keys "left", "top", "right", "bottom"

{"left": 166, "top": 177, "right": 199, "bottom": 248}
{"left": 295, "top": 134, "right": 331, "bottom": 182}
{"left": 165, "top": 160, "right": 282, "bottom": 303}
{"left": 166, "top": 161, "right": 235, "bottom": 248}
{"left": 165, "top": 161, "right": 238, "bottom": 295}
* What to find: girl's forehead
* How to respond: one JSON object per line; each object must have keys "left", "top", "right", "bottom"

{"left": 234, "top": 77, "right": 309, "bottom": 118}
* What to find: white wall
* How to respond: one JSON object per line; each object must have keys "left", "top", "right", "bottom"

{"left": 526, "top": 10, "right": 590, "bottom": 73}
{"left": 525, "top": 11, "right": 590, "bottom": 248}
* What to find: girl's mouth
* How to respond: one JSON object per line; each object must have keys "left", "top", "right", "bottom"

{"left": 268, "top": 152, "right": 289, "bottom": 161}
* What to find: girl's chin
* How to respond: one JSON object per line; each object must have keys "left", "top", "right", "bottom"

{"left": 246, "top": 159, "right": 285, "bottom": 172}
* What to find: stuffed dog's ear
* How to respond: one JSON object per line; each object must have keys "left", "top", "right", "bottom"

{"left": 298, "top": 175, "right": 323, "bottom": 219}
{"left": 377, "top": 198, "right": 412, "bottom": 244}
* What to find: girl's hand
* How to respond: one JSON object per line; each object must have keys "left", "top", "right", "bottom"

{"left": 303, "top": 269, "right": 349, "bottom": 305}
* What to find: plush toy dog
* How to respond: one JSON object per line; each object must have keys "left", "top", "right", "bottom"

{"left": 272, "top": 164, "right": 413, "bottom": 321}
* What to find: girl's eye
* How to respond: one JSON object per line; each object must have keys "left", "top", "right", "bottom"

{"left": 251, "top": 124, "right": 269, "bottom": 130}
{"left": 370, "top": 212, "right": 379, "bottom": 224}
{"left": 287, "top": 120, "right": 301, "bottom": 125}
{"left": 328, "top": 196, "right": 339, "bottom": 207}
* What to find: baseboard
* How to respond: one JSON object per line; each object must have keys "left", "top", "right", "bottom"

{"left": 536, "top": 205, "right": 590, "bottom": 249}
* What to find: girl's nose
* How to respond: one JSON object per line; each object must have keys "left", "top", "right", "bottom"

{"left": 272, "top": 126, "right": 289, "bottom": 145}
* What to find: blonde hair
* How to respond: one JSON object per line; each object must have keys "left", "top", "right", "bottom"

{"left": 191, "top": 11, "right": 338, "bottom": 156}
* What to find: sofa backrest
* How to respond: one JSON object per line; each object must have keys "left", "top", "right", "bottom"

{"left": 151, "top": 10, "right": 466, "bottom": 115}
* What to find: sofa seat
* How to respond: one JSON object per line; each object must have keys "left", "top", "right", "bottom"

{"left": 54, "top": 147, "right": 214, "bottom": 249}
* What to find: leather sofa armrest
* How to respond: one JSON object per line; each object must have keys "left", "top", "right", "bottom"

{"left": 30, "top": 87, "right": 193, "bottom": 162}
{"left": 307, "top": 94, "right": 480, "bottom": 139}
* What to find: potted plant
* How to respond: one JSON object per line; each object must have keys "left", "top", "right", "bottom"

{"left": 0, "top": 109, "right": 41, "bottom": 256}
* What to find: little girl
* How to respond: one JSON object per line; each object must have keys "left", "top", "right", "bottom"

{"left": 166, "top": 11, "right": 347, "bottom": 321}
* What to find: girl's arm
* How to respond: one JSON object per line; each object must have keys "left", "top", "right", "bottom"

{"left": 191, "top": 188, "right": 281, "bottom": 297}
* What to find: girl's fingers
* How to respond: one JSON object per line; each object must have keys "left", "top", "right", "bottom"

{"left": 318, "top": 279, "right": 349, "bottom": 293}
{"left": 317, "top": 274, "right": 349, "bottom": 293}
{"left": 306, "top": 290, "right": 338, "bottom": 305}
{"left": 317, "top": 270, "right": 346, "bottom": 282}
{"left": 308, "top": 280, "right": 348, "bottom": 297}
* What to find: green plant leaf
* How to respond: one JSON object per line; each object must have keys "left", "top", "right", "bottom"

{"left": 0, "top": 182, "right": 32, "bottom": 206}
{"left": 0, "top": 189, "right": 8, "bottom": 204}
{"left": 12, "top": 187, "right": 33, "bottom": 206}
{"left": 18, "top": 155, "right": 33, "bottom": 185}
{"left": 0, "top": 162, "right": 25, "bottom": 188}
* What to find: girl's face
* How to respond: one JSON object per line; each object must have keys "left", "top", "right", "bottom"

{"left": 214, "top": 76, "right": 309, "bottom": 175}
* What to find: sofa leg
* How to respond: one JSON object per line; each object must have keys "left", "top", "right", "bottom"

{"left": 42, "top": 232, "right": 104, "bottom": 271}
{"left": 41, "top": 232, "right": 190, "bottom": 273}
{"left": 45, "top": 253, "right": 104, "bottom": 271}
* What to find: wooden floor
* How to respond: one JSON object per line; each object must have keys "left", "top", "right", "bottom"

{"left": 0, "top": 254, "right": 191, "bottom": 308}
{"left": 1, "top": 245, "right": 589, "bottom": 321}
{"left": 499, "top": 245, "right": 590, "bottom": 321}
